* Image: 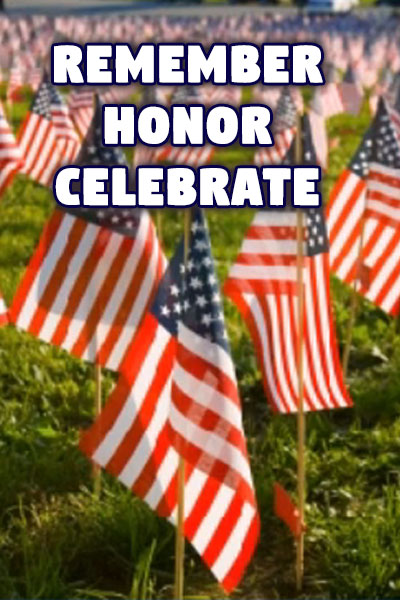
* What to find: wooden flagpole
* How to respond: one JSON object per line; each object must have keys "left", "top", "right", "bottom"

{"left": 342, "top": 219, "right": 366, "bottom": 378}
{"left": 174, "top": 209, "right": 191, "bottom": 600}
{"left": 156, "top": 211, "right": 163, "bottom": 246}
{"left": 93, "top": 362, "right": 102, "bottom": 496}
{"left": 295, "top": 115, "right": 306, "bottom": 592}
{"left": 174, "top": 456, "right": 185, "bottom": 600}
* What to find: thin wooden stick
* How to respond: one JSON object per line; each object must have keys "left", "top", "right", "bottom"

{"left": 174, "top": 209, "right": 191, "bottom": 600}
{"left": 174, "top": 456, "right": 185, "bottom": 600}
{"left": 156, "top": 211, "right": 163, "bottom": 245}
{"left": 93, "top": 362, "right": 102, "bottom": 496}
{"left": 342, "top": 219, "right": 366, "bottom": 378}
{"left": 295, "top": 116, "right": 306, "bottom": 592}
{"left": 295, "top": 208, "right": 306, "bottom": 592}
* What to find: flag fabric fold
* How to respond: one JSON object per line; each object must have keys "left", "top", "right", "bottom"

{"left": 11, "top": 96, "right": 165, "bottom": 372}
{"left": 17, "top": 76, "right": 62, "bottom": 187}
{"left": 80, "top": 208, "right": 260, "bottom": 593}
{"left": 0, "top": 101, "right": 24, "bottom": 197}
{"left": 328, "top": 98, "right": 400, "bottom": 316}
{"left": 226, "top": 116, "right": 352, "bottom": 414}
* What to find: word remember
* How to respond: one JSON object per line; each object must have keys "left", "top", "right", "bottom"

{"left": 52, "top": 42, "right": 325, "bottom": 86}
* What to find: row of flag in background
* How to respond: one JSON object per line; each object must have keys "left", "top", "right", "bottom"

{"left": 1, "top": 9, "right": 400, "bottom": 592}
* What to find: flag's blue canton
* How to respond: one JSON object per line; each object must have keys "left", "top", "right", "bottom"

{"left": 152, "top": 210, "right": 229, "bottom": 351}
{"left": 49, "top": 85, "right": 64, "bottom": 106}
{"left": 273, "top": 88, "right": 297, "bottom": 132}
{"left": 371, "top": 99, "right": 400, "bottom": 169}
{"left": 77, "top": 96, "right": 126, "bottom": 167}
{"left": 182, "top": 210, "right": 229, "bottom": 351}
{"left": 63, "top": 95, "right": 140, "bottom": 233}
{"left": 350, "top": 99, "right": 399, "bottom": 179}
{"left": 31, "top": 81, "right": 52, "bottom": 119}
{"left": 151, "top": 240, "right": 184, "bottom": 337}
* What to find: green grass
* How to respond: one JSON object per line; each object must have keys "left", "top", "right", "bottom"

{"left": 1, "top": 88, "right": 400, "bottom": 599}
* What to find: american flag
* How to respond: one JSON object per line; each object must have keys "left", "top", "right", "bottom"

{"left": 80, "top": 209, "right": 259, "bottom": 593}
{"left": 28, "top": 66, "right": 43, "bottom": 93}
{"left": 11, "top": 97, "right": 165, "bottom": 372}
{"left": 328, "top": 98, "right": 400, "bottom": 316}
{"left": 17, "top": 78, "right": 62, "bottom": 187}
{"left": 168, "top": 209, "right": 259, "bottom": 569}
{"left": 254, "top": 88, "right": 297, "bottom": 167}
{"left": 226, "top": 117, "right": 352, "bottom": 413}
{"left": 67, "top": 89, "right": 94, "bottom": 140}
{"left": 338, "top": 65, "right": 363, "bottom": 116}
{"left": 311, "top": 82, "right": 344, "bottom": 119}
{"left": 0, "top": 101, "right": 24, "bottom": 197}
{"left": 50, "top": 86, "right": 80, "bottom": 164}
{"left": 6, "top": 63, "right": 23, "bottom": 104}
{"left": 309, "top": 90, "right": 329, "bottom": 170}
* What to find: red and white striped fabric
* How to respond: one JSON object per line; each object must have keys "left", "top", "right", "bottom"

{"left": 168, "top": 208, "right": 257, "bottom": 524}
{"left": 0, "top": 101, "right": 24, "bottom": 196}
{"left": 225, "top": 210, "right": 352, "bottom": 414}
{"left": 311, "top": 83, "right": 344, "bottom": 119}
{"left": 50, "top": 88, "right": 80, "bottom": 164}
{"left": 6, "top": 64, "right": 23, "bottom": 104}
{"left": 155, "top": 144, "right": 214, "bottom": 167}
{"left": 366, "top": 162, "right": 400, "bottom": 226}
{"left": 28, "top": 67, "right": 43, "bottom": 93}
{"left": 67, "top": 90, "right": 94, "bottom": 139}
{"left": 328, "top": 171, "right": 400, "bottom": 315}
{"left": 80, "top": 212, "right": 259, "bottom": 592}
{"left": 254, "top": 128, "right": 295, "bottom": 167}
{"left": 309, "top": 102, "right": 328, "bottom": 171}
{"left": 80, "top": 329, "right": 259, "bottom": 592}
{"left": 10, "top": 209, "right": 166, "bottom": 372}
{"left": 338, "top": 69, "right": 364, "bottom": 116}
{"left": 0, "top": 292, "right": 8, "bottom": 326}
{"left": 17, "top": 80, "right": 62, "bottom": 187}
{"left": 328, "top": 98, "right": 400, "bottom": 315}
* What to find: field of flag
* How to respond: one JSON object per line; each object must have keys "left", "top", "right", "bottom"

{"left": 2, "top": 9, "right": 400, "bottom": 600}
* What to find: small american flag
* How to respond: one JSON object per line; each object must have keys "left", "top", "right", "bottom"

{"left": 67, "top": 89, "right": 94, "bottom": 140}
{"left": 309, "top": 89, "right": 329, "bottom": 170}
{"left": 0, "top": 101, "right": 24, "bottom": 197}
{"left": 6, "top": 63, "right": 23, "bottom": 104}
{"left": 311, "top": 82, "right": 344, "bottom": 119}
{"left": 28, "top": 66, "right": 43, "bottom": 93}
{"left": 226, "top": 116, "right": 352, "bottom": 413}
{"left": 50, "top": 86, "right": 81, "bottom": 164}
{"left": 328, "top": 98, "right": 400, "bottom": 316}
{"left": 338, "top": 65, "right": 363, "bottom": 116}
{"left": 11, "top": 96, "right": 165, "bottom": 372}
{"left": 17, "top": 77, "right": 62, "bottom": 187}
{"left": 254, "top": 88, "right": 297, "bottom": 167}
{"left": 80, "top": 209, "right": 259, "bottom": 593}
{"left": 167, "top": 208, "right": 259, "bottom": 554}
